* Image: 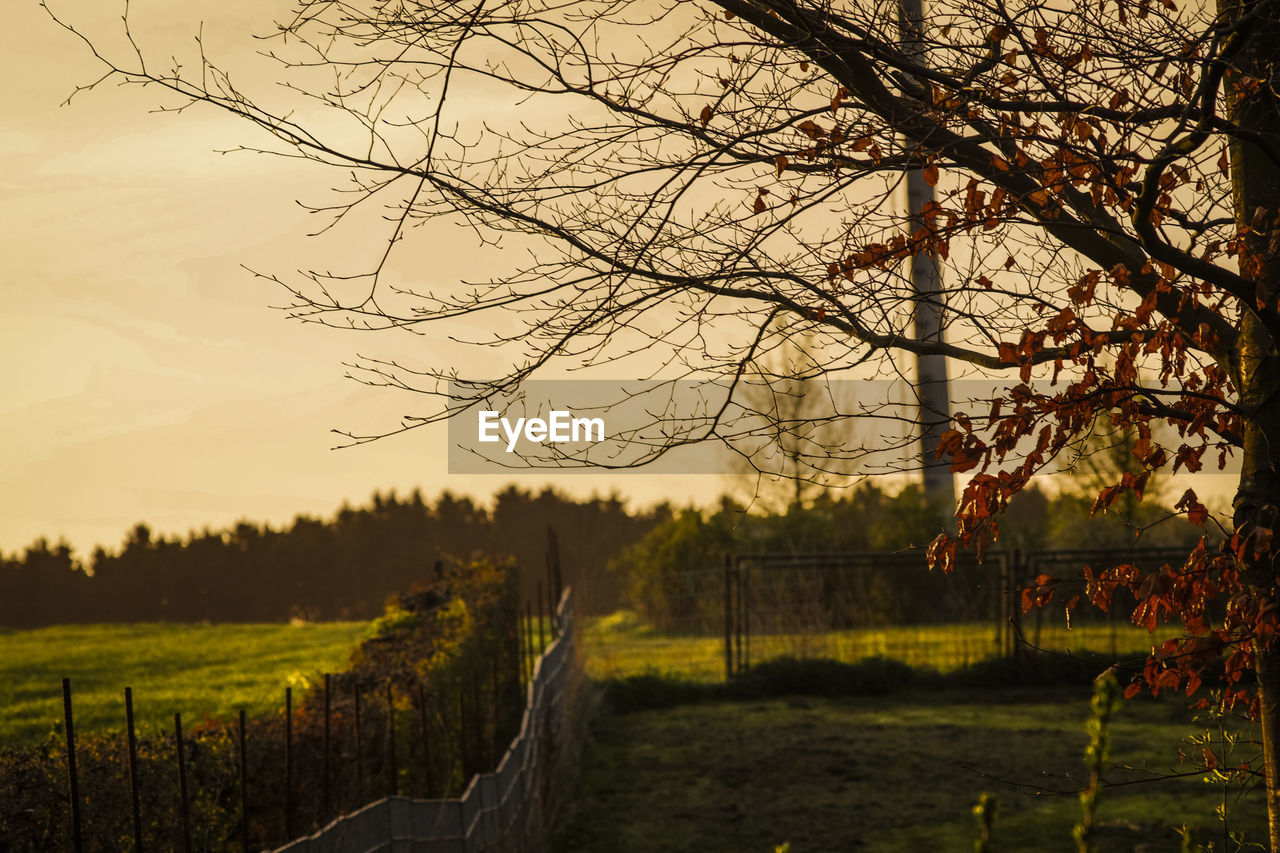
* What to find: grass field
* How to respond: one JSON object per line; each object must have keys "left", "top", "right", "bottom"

{"left": 560, "top": 686, "right": 1267, "bottom": 852}
{"left": 584, "top": 610, "right": 1161, "bottom": 681}
{"left": 0, "top": 622, "right": 374, "bottom": 745}
{"left": 572, "top": 612, "right": 1262, "bottom": 850}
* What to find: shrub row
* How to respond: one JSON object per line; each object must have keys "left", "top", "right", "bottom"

{"left": 0, "top": 557, "right": 522, "bottom": 853}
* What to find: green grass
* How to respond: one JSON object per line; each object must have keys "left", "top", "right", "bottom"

{"left": 0, "top": 622, "right": 374, "bottom": 745}
{"left": 585, "top": 610, "right": 1160, "bottom": 681}
{"left": 572, "top": 613, "right": 1257, "bottom": 849}
{"left": 559, "top": 686, "right": 1266, "bottom": 852}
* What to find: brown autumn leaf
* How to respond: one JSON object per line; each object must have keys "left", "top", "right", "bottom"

{"left": 796, "top": 119, "right": 823, "bottom": 139}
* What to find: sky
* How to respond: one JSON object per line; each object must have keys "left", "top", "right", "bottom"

{"left": 2, "top": 0, "right": 738, "bottom": 559}
{"left": 3, "top": 0, "right": 1239, "bottom": 560}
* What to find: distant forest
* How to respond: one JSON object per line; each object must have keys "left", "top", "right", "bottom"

{"left": 0, "top": 487, "right": 662, "bottom": 627}
{"left": 3, "top": 464, "right": 1208, "bottom": 629}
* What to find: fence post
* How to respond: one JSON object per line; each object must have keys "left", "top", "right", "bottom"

{"left": 545, "top": 555, "right": 559, "bottom": 638}
{"left": 1010, "top": 550, "right": 1024, "bottom": 661}
{"left": 521, "top": 602, "right": 529, "bottom": 684}
{"left": 61, "top": 678, "right": 83, "bottom": 853}
{"left": 734, "top": 559, "right": 744, "bottom": 675}
{"left": 547, "top": 525, "right": 563, "bottom": 611}
{"left": 537, "top": 581, "right": 547, "bottom": 652}
{"left": 742, "top": 563, "right": 751, "bottom": 672}
{"left": 723, "top": 553, "right": 734, "bottom": 680}
{"left": 457, "top": 686, "right": 469, "bottom": 787}
{"left": 470, "top": 671, "right": 483, "bottom": 773}
{"left": 238, "top": 709, "right": 249, "bottom": 853}
{"left": 284, "top": 686, "right": 294, "bottom": 841}
{"left": 322, "top": 673, "right": 331, "bottom": 815}
{"left": 386, "top": 679, "right": 398, "bottom": 796}
{"left": 124, "top": 686, "right": 144, "bottom": 853}
{"left": 174, "top": 713, "right": 192, "bottom": 853}
{"left": 489, "top": 656, "right": 500, "bottom": 767}
{"left": 525, "top": 601, "right": 536, "bottom": 684}
{"left": 997, "top": 562, "right": 1009, "bottom": 658}
{"left": 417, "top": 682, "right": 433, "bottom": 798}
{"left": 515, "top": 610, "right": 526, "bottom": 696}
{"left": 353, "top": 681, "right": 364, "bottom": 801}
{"left": 477, "top": 769, "right": 490, "bottom": 852}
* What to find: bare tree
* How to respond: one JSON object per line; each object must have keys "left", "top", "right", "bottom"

{"left": 49, "top": 0, "right": 1280, "bottom": 841}
{"left": 723, "top": 323, "right": 865, "bottom": 511}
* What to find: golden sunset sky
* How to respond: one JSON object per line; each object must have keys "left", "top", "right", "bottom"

{"left": 4, "top": 0, "right": 1237, "bottom": 559}
{"left": 2, "top": 0, "right": 734, "bottom": 559}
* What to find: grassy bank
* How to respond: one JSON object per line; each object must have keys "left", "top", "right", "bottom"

{"left": 0, "top": 621, "right": 373, "bottom": 744}
{"left": 584, "top": 610, "right": 1159, "bottom": 682}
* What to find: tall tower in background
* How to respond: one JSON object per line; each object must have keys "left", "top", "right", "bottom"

{"left": 900, "top": 0, "right": 957, "bottom": 513}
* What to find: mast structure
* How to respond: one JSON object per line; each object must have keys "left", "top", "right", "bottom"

{"left": 900, "top": 0, "right": 958, "bottom": 513}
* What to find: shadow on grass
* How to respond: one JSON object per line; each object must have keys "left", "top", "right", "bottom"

{"left": 602, "top": 652, "right": 1244, "bottom": 713}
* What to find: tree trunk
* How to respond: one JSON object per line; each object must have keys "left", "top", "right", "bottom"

{"left": 1237, "top": 310, "right": 1280, "bottom": 849}
{"left": 1221, "top": 1, "right": 1280, "bottom": 846}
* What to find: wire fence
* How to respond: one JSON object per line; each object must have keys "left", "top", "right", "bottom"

{"left": 270, "top": 588, "right": 582, "bottom": 853}
{"left": 586, "top": 547, "right": 1196, "bottom": 680}
{"left": 9, "top": 551, "right": 576, "bottom": 853}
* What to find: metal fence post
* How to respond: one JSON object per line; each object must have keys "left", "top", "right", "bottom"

{"left": 284, "top": 686, "right": 293, "bottom": 841}
{"left": 124, "top": 687, "right": 143, "bottom": 852}
{"left": 524, "top": 601, "right": 534, "bottom": 686}
{"left": 547, "top": 525, "right": 563, "bottom": 613}
{"left": 417, "top": 682, "right": 433, "bottom": 798}
{"left": 353, "top": 681, "right": 365, "bottom": 801}
{"left": 723, "top": 553, "right": 734, "bottom": 680}
{"left": 174, "top": 713, "right": 192, "bottom": 853}
{"left": 61, "top": 678, "right": 83, "bottom": 853}
{"left": 734, "top": 560, "right": 744, "bottom": 675}
{"left": 386, "top": 679, "right": 398, "bottom": 796}
{"left": 742, "top": 563, "right": 751, "bottom": 671}
{"left": 238, "top": 709, "right": 249, "bottom": 853}
{"left": 997, "top": 562, "right": 1009, "bottom": 658}
{"left": 322, "top": 673, "right": 331, "bottom": 815}
{"left": 537, "top": 582, "right": 547, "bottom": 652}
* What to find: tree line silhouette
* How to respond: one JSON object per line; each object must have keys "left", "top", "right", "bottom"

{"left": 0, "top": 487, "right": 661, "bottom": 627}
